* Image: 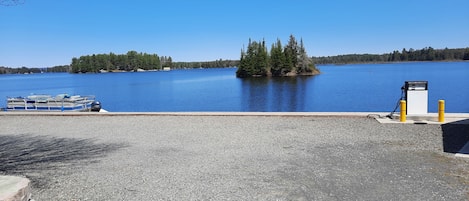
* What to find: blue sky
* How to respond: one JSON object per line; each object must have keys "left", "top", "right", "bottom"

{"left": 1, "top": 0, "right": 468, "bottom": 67}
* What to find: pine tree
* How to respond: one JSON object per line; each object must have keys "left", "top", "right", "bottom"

{"left": 297, "top": 38, "right": 310, "bottom": 73}
{"left": 256, "top": 39, "right": 269, "bottom": 76}
{"left": 284, "top": 34, "right": 299, "bottom": 72}
{"left": 236, "top": 48, "right": 249, "bottom": 77}
{"left": 236, "top": 39, "right": 269, "bottom": 77}
{"left": 270, "top": 39, "right": 286, "bottom": 76}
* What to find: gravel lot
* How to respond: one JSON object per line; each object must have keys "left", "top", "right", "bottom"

{"left": 1, "top": 115, "right": 468, "bottom": 200}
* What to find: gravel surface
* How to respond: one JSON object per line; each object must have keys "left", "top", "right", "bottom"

{"left": 1, "top": 115, "right": 468, "bottom": 200}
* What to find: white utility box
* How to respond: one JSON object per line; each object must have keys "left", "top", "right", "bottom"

{"left": 405, "top": 81, "right": 428, "bottom": 115}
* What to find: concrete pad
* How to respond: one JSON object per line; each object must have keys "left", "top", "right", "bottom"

{"left": 374, "top": 113, "right": 469, "bottom": 125}
{"left": 375, "top": 118, "right": 444, "bottom": 125}
{"left": 0, "top": 176, "right": 31, "bottom": 201}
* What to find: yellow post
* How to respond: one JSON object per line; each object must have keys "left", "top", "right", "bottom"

{"left": 438, "top": 100, "right": 445, "bottom": 122}
{"left": 400, "top": 100, "right": 406, "bottom": 122}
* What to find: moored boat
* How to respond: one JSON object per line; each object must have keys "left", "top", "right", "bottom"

{"left": 6, "top": 94, "right": 100, "bottom": 112}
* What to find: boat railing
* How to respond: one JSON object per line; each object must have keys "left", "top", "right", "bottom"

{"left": 6, "top": 95, "right": 96, "bottom": 111}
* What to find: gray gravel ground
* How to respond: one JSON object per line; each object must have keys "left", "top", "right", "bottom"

{"left": 1, "top": 115, "right": 468, "bottom": 200}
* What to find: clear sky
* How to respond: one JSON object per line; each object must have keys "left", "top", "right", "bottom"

{"left": 1, "top": 0, "right": 468, "bottom": 67}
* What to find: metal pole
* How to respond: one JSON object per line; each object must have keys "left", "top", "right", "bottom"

{"left": 400, "top": 100, "right": 406, "bottom": 122}
{"left": 438, "top": 100, "right": 445, "bottom": 123}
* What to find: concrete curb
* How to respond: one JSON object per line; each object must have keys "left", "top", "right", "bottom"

{"left": 0, "top": 176, "right": 31, "bottom": 201}
{"left": 1, "top": 111, "right": 468, "bottom": 123}
{"left": 0, "top": 111, "right": 389, "bottom": 117}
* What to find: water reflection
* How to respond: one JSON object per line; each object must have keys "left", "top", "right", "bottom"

{"left": 240, "top": 78, "right": 265, "bottom": 111}
{"left": 240, "top": 76, "right": 314, "bottom": 112}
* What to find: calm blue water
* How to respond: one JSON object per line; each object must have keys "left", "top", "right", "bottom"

{"left": 1, "top": 62, "right": 468, "bottom": 112}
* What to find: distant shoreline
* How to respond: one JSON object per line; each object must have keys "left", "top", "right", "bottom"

{"left": 1, "top": 60, "right": 468, "bottom": 75}
{"left": 0, "top": 60, "right": 469, "bottom": 76}
{"left": 316, "top": 60, "right": 469, "bottom": 66}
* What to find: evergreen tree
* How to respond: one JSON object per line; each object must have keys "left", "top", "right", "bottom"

{"left": 256, "top": 39, "right": 269, "bottom": 76}
{"left": 297, "top": 38, "right": 313, "bottom": 73}
{"left": 284, "top": 34, "right": 298, "bottom": 72}
{"left": 270, "top": 39, "right": 286, "bottom": 76}
{"left": 236, "top": 41, "right": 258, "bottom": 78}
{"left": 236, "top": 39, "right": 269, "bottom": 77}
{"left": 236, "top": 48, "right": 250, "bottom": 77}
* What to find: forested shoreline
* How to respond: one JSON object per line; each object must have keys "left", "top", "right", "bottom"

{"left": 0, "top": 65, "right": 69, "bottom": 74}
{"left": 313, "top": 47, "right": 469, "bottom": 64}
{"left": 1, "top": 47, "right": 468, "bottom": 74}
{"left": 71, "top": 51, "right": 163, "bottom": 73}
{"left": 70, "top": 51, "right": 238, "bottom": 73}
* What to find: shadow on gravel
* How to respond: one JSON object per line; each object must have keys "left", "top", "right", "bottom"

{"left": 0, "top": 134, "right": 127, "bottom": 188}
{"left": 442, "top": 119, "right": 469, "bottom": 153}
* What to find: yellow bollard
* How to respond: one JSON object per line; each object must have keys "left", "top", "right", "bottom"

{"left": 400, "top": 100, "right": 406, "bottom": 122}
{"left": 438, "top": 100, "right": 445, "bottom": 122}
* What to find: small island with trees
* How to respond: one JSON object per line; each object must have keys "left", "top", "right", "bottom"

{"left": 236, "top": 35, "right": 320, "bottom": 78}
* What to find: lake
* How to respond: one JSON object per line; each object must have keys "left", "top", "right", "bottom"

{"left": 1, "top": 62, "right": 468, "bottom": 113}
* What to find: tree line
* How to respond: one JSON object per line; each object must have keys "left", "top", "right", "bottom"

{"left": 313, "top": 47, "right": 469, "bottom": 64}
{"left": 2, "top": 46, "right": 468, "bottom": 74}
{"left": 70, "top": 51, "right": 240, "bottom": 73}
{"left": 0, "top": 65, "right": 69, "bottom": 74}
{"left": 236, "top": 35, "right": 319, "bottom": 78}
{"left": 71, "top": 51, "right": 166, "bottom": 73}
{"left": 1, "top": 57, "right": 238, "bottom": 74}
{"left": 171, "top": 59, "right": 239, "bottom": 69}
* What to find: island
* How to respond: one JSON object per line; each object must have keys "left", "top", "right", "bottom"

{"left": 236, "top": 35, "right": 320, "bottom": 78}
